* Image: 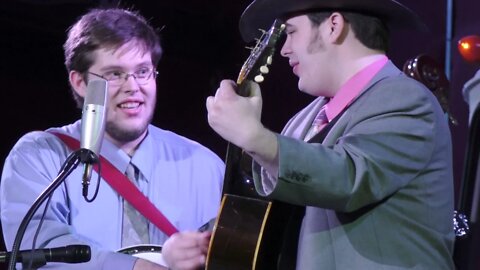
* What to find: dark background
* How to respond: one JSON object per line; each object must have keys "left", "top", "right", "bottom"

{"left": 0, "top": 0, "right": 479, "bottom": 269}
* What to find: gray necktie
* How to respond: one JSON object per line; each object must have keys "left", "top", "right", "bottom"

{"left": 122, "top": 163, "right": 150, "bottom": 247}
{"left": 304, "top": 103, "right": 329, "bottom": 141}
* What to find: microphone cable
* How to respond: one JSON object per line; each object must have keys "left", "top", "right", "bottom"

{"left": 27, "top": 151, "right": 83, "bottom": 267}
{"left": 83, "top": 155, "right": 102, "bottom": 203}
{"left": 8, "top": 150, "right": 81, "bottom": 270}
{"left": 26, "top": 193, "right": 53, "bottom": 270}
{"left": 24, "top": 150, "right": 103, "bottom": 267}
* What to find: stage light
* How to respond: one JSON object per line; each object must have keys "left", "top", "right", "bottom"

{"left": 458, "top": 35, "right": 480, "bottom": 63}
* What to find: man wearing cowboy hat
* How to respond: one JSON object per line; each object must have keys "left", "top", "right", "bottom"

{"left": 206, "top": 0, "right": 455, "bottom": 269}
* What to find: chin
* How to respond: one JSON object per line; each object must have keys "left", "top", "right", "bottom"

{"left": 298, "top": 84, "right": 314, "bottom": 97}
{"left": 106, "top": 122, "right": 149, "bottom": 143}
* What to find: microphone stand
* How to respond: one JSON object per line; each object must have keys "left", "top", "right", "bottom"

{"left": 454, "top": 99, "right": 480, "bottom": 270}
{"left": 7, "top": 149, "right": 92, "bottom": 270}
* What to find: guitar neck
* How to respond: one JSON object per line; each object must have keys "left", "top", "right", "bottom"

{"left": 220, "top": 19, "right": 284, "bottom": 199}
{"left": 221, "top": 63, "right": 263, "bottom": 198}
{"left": 236, "top": 78, "right": 253, "bottom": 97}
{"left": 221, "top": 141, "right": 259, "bottom": 198}
{"left": 221, "top": 81, "right": 259, "bottom": 198}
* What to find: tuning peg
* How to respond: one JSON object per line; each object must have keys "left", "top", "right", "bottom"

{"left": 267, "top": 56, "right": 273, "bottom": 65}
{"left": 254, "top": 74, "right": 264, "bottom": 83}
{"left": 260, "top": 65, "right": 269, "bottom": 74}
{"left": 245, "top": 46, "right": 255, "bottom": 51}
{"left": 257, "top": 29, "right": 266, "bottom": 35}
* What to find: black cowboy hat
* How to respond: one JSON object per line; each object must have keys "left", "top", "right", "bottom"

{"left": 239, "top": 0, "right": 427, "bottom": 42}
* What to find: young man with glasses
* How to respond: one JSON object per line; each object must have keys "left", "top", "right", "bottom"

{"left": 0, "top": 8, "right": 224, "bottom": 270}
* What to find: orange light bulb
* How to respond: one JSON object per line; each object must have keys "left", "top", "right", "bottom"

{"left": 458, "top": 35, "right": 480, "bottom": 63}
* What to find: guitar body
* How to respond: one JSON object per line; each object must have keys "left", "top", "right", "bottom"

{"left": 206, "top": 195, "right": 271, "bottom": 269}
{"left": 206, "top": 194, "right": 300, "bottom": 270}
{"left": 205, "top": 20, "right": 303, "bottom": 270}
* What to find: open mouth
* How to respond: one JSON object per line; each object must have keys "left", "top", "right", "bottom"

{"left": 119, "top": 102, "right": 141, "bottom": 109}
{"left": 292, "top": 64, "right": 299, "bottom": 75}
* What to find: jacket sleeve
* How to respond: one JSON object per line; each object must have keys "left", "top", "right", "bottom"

{"left": 253, "top": 77, "right": 448, "bottom": 212}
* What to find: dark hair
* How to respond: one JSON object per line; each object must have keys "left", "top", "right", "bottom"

{"left": 307, "top": 11, "right": 389, "bottom": 52}
{"left": 63, "top": 8, "right": 162, "bottom": 107}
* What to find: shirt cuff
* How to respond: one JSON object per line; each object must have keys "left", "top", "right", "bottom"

{"left": 102, "top": 252, "right": 138, "bottom": 270}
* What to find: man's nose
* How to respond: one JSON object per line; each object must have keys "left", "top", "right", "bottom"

{"left": 122, "top": 74, "right": 141, "bottom": 93}
{"left": 280, "top": 40, "right": 291, "bottom": 57}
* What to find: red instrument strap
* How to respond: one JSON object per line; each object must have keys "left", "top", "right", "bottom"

{"left": 51, "top": 132, "right": 178, "bottom": 236}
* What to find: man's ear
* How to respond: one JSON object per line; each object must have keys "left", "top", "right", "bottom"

{"left": 69, "top": 70, "right": 87, "bottom": 98}
{"left": 326, "top": 12, "right": 347, "bottom": 43}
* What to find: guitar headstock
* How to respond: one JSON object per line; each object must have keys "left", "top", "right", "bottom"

{"left": 236, "top": 19, "right": 285, "bottom": 97}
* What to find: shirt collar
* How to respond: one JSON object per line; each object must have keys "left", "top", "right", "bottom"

{"left": 325, "top": 56, "right": 388, "bottom": 121}
{"left": 61, "top": 120, "right": 153, "bottom": 183}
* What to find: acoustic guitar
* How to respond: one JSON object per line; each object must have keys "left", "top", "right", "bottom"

{"left": 204, "top": 20, "right": 301, "bottom": 270}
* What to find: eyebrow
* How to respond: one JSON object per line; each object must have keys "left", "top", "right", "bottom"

{"left": 98, "top": 62, "right": 153, "bottom": 72}
{"left": 284, "top": 23, "right": 296, "bottom": 32}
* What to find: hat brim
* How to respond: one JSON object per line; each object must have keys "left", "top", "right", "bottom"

{"left": 239, "top": 0, "right": 427, "bottom": 42}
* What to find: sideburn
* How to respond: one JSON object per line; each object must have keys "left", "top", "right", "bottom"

{"left": 307, "top": 28, "right": 325, "bottom": 54}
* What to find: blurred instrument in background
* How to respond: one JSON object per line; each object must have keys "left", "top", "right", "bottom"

{"left": 403, "top": 54, "right": 458, "bottom": 125}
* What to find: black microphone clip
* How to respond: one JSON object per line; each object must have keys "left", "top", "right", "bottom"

{"left": 78, "top": 148, "right": 98, "bottom": 164}
{"left": 0, "top": 245, "right": 91, "bottom": 269}
{"left": 78, "top": 149, "right": 99, "bottom": 198}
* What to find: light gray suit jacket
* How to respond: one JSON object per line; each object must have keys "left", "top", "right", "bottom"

{"left": 253, "top": 61, "right": 455, "bottom": 269}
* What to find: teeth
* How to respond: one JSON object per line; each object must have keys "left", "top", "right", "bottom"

{"left": 120, "top": 102, "right": 140, "bottom": 109}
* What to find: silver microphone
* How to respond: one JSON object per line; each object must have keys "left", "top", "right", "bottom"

{"left": 80, "top": 79, "right": 107, "bottom": 197}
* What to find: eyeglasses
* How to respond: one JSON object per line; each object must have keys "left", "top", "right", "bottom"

{"left": 88, "top": 67, "right": 158, "bottom": 86}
